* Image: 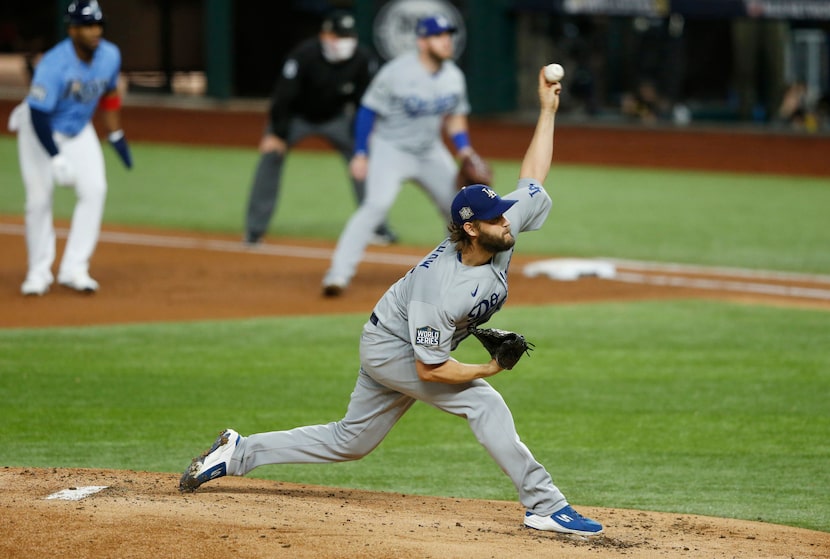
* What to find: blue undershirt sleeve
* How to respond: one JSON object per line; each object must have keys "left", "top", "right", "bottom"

{"left": 29, "top": 107, "right": 59, "bottom": 157}
{"left": 451, "top": 131, "right": 470, "bottom": 152}
{"left": 353, "top": 104, "right": 376, "bottom": 156}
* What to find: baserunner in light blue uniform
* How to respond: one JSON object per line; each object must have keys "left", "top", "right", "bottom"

{"left": 8, "top": 0, "right": 132, "bottom": 296}
{"left": 180, "top": 67, "right": 604, "bottom": 537}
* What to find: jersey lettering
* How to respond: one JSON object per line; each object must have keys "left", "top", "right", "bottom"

{"left": 401, "top": 93, "right": 459, "bottom": 118}
{"left": 467, "top": 291, "right": 505, "bottom": 320}
{"left": 63, "top": 79, "right": 110, "bottom": 104}
{"left": 419, "top": 242, "right": 448, "bottom": 269}
{"left": 528, "top": 183, "right": 543, "bottom": 197}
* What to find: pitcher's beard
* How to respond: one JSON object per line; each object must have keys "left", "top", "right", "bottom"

{"left": 479, "top": 229, "right": 515, "bottom": 253}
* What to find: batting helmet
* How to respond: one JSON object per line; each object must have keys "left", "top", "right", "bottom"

{"left": 65, "top": 0, "right": 105, "bottom": 26}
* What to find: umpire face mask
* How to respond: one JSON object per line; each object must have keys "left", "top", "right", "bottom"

{"left": 322, "top": 37, "right": 357, "bottom": 63}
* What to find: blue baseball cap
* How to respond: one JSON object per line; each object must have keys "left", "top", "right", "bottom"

{"left": 416, "top": 15, "right": 457, "bottom": 37}
{"left": 451, "top": 184, "right": 517, "bottom": 225}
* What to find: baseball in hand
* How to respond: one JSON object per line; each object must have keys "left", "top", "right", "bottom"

{"left": 544, "top": 63, "right": 564, "bottom": 83}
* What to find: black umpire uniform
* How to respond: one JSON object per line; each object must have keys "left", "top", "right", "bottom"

{"left": 244, "top": 10, "right": 395, "bottom": 245}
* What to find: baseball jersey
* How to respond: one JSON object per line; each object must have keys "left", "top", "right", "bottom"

{"left": 361, "top": 51, "right": 470, "bottom": 153}
{"left": 369, "top": 178, "right": 552, "bottom": 364}
{"left": 26, "top": 37, "right": 120, "bottom": 137}
{"left": 269, "top": 37, "right": 375, "bottom": 138}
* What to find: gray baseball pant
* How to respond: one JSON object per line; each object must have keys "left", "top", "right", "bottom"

{"left": 244, "top": 113, "right": 393, "bottom": 242}
{"left": 227, "top": 323, "right": 568, "bottom": 516}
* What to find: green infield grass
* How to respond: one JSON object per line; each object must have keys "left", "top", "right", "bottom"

{"left": 1, "top": 136, "right": 829, "bottom": 274}
{"left": 1, "top": 302, "right": 828, "bottom": 532}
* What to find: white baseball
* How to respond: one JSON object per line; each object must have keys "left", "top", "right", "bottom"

{"left": 544, "top": 63, "right": 564, "bottom": 83}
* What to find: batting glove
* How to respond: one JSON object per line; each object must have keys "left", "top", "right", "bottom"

{"left": 108, "top": 129, "right": 133, "bottom": 169}
{"left": 50, "top": 153, "right": 76, "bottom": 187}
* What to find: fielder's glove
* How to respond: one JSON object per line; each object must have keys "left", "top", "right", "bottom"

{"left": 456, "top": 150, "right": 493, "bottom": 190}
{"left": 468, "top": 326, "right": 534, "bottom": 370}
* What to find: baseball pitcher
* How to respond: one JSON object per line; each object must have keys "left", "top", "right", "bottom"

{"left": 180, "top": 66, "right": 604, "bottom": 537}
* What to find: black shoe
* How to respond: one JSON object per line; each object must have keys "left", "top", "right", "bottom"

{"left": 243, "top": 232, "right": 262, "bottom": 246}
{"left": 372, "top": 226, "right": 398, "bottom": 245}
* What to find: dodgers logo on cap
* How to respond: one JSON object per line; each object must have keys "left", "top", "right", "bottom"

{"left": 451, "top": 184, "right": 517, "bottom": 224}
{"left": 416, "top": 15, "right": 457, "bottom": 37}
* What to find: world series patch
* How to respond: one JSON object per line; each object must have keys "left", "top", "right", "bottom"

{"left": 28, "top": 84, "right": 47, "bottom": 102}
{"left": 415, "top": 326, "right": 440, "bottom": 346}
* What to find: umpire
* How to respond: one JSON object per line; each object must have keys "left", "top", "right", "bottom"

{"left": 244, "top": 9, "right": 396, "bottom": 245}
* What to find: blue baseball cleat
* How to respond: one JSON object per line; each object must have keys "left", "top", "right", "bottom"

{"left": 524, "top": 505, "right": 603, "bottom": 535}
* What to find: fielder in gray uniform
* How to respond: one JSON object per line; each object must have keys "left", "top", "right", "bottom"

{"left": 180, "top": 67, "right": 603, "bottom": 536}
{"left": 322, "top": 15, "right": 486, "bottom": 296}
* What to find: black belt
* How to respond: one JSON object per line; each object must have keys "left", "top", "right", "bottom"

{"left": 370, "top": 312, "right": 379, "bottom": 326}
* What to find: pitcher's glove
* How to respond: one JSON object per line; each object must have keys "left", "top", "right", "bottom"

{"left": 456, "top": 150, "right": 493, "bottom": 190}
{"left": 468, "top": 326, "right": 534, "bottom": 370}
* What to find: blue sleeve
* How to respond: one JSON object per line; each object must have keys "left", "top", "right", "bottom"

{"left": 353, "top": 104, "right": 376, "bottom": 155}
{"left": 451, "top": 131, "right": 470, "bottom": 151}
{"left": 29, "top": 107, "right": 59, "bottom": 156}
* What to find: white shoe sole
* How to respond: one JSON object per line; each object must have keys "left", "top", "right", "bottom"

{"left": 58, "top": 278, "right": 99, "bottom": 293}
{"left": 524, "top": 513, "right": 603, "bottom": 536}
{"left": 21, "top": 284, "right": 50, "bottom": 296}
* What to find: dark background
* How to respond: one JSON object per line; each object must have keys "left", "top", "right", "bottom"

{"left": 1, "top": 1, "right": 827, "bottom": 125}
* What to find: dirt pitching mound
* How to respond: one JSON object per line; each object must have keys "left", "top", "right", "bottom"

{"left": 1, "top": 467, "right": 827, "bottom": 559}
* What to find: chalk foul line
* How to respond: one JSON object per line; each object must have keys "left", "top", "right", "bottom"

{"left": 1, "top": 222, "right": 829, "bottom": 302}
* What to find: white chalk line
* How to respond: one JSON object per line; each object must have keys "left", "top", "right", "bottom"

{"left": 0, "top": 222, "right": 417, "bottom": 266}
{"left": 613, "top": 272, "right": 830, "bottom": 301}
{"left": 604, "top": 257, "right": 830, "bottom": 284}
{"left": 2, "top": 222, "right": 830, "bottom": 301}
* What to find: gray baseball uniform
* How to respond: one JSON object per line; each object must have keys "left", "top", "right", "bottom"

{"left": 228, "top": 177, "right": 572, "bottom": 517}
{"left": 323, "top": 51, "right": 470, "bottom": 288}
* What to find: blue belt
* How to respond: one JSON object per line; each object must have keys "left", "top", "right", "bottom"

{"left": 370, "top": 312, "right": 379, "bottom": 326}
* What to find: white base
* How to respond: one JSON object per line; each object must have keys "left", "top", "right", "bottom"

{"left": 46, "top": 486, "right": 109, "bottom": 501}
{"left": 523, "top": 258, "right": 617, "bottom": 281}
